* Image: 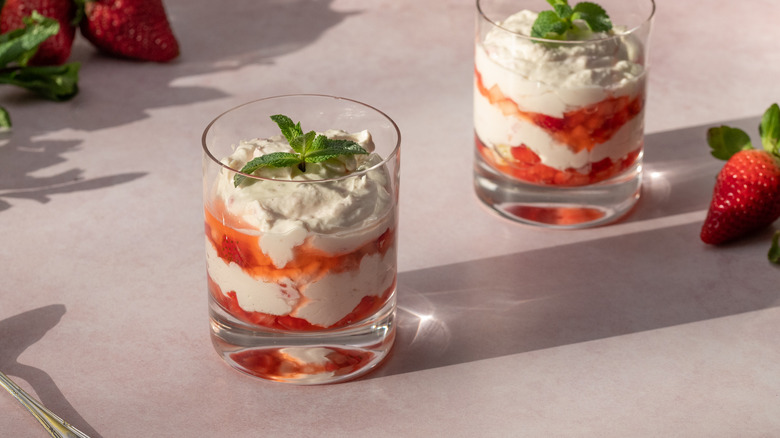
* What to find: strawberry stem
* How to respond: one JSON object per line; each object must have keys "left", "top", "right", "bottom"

{"left": 759, "top": 103, "right": 780, "bottom": 157}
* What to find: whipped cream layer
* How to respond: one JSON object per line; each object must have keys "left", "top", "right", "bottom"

{"left": 211, "top": 129, "right": 393, "bottom": 268}
{"left": 474, "top": 9, "right": 646, "bottom": 171}
{"left": 206, "top": 238, "right": 396, "bottom": 327}
{"left": 206, "top": 129, "right": 396, "bottom": 328}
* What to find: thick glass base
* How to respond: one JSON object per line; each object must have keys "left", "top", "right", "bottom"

{"left": 209, "top": 293, "right": 396, "bottom": 385}
{"left": 474, "top": 151, "right": 642, "bottom": 229}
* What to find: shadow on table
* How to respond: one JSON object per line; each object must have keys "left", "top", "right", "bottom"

{"left": 376, "top": 222, "right": 779, "bottom": 377}
{"left": 0, "top": 0, "right": 358, "bottom": 134}
{"left": 0, "top": 305, "right": 103, "bottom": 438}
{"left": 373, "top": 118, "right": 780, "bottom": 378}
{"left": 621, "top": 115, "right": 764, "bottom": 223}
{"left": 0, "top": 0, "right": 356, "bottom": 214}
{"left": 0, "top": 131, "right": 146, "bottom": 213}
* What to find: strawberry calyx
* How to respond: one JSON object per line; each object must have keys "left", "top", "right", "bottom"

{"left": 71, "top": 0, "right": 89, "bottom": 26}
{"left": 707, "top": 103, "right": 780, "bottom": 161}
{"left": 770, "top": 231, "right": 780, "bottom": 264}
{"left": 759, "top": 103, "right": 780, "bottom": 158}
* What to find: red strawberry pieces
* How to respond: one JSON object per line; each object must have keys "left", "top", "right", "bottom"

{"left": 700, "top": 149, "right": 780, "bottom": 244}
{"left": 0, "top": 0, "right": 76, "bottom": 65}
{"left": 218, "top": 235, "right": 249, "bottom": 268}
{"left": 78, "top": 0, "right": 179, "bottom": 62}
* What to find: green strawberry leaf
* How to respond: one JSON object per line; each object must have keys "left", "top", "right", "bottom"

{"left": 706, "top": 126, "right": 753, "bottom": 160}
{"left": 0, "top": 106, "right": 10, "bottom": 129}
{"left": 572, "top": 2, "right": 613, "bottom": 32}
{"left": 233, "top": 152, "right": 302, "bottom": 186}
{"left": 769, "top": 231, "right": 780, "bottom": 264}
{"left": 758, "top": 103, "right": 780, "bottom": 155}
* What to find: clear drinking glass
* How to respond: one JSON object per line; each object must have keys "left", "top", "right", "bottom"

{"left": 474, "top": 0, "right": 655, "bottom": 228}
{"left": 202, "top": 95, "right": 400, "bottom": 384}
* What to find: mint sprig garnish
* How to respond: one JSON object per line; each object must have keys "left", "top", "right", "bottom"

{"left": 233, "top": 114, "right": 368, "bottom": 187}
{"left": 0, "top": 12, "right": 80, "bottom": 128}
{"left": 531, "top": 0, "right": 613, "bottom": 41}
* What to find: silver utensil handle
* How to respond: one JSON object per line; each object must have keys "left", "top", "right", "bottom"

{"left": 0, "top": 371, "right": 91, "bottom": 438}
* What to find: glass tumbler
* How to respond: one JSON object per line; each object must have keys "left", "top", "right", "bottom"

{"left": 474, "top": 0, "right": 655, "bottom": 228}
{"left": 202, "top": 94, "right": 401, "bottom": 384}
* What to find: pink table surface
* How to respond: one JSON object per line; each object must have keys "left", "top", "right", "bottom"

{"left": 2, "top": 0, "right": 779, "bottom": 436}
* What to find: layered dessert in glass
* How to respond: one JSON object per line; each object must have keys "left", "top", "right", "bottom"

{"left": 474, "top": 0, "right": 654, "bottom": 227}
{"left": 205, "top": 130, "right": 396, "bottom": 332}
{"left": 202, "top": 95, "right": 400, "bottom": 384}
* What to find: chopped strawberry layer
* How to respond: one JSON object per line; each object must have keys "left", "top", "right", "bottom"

{"left": 229, "top": 346, "right": 376, "bottom": 382}
{"left": 474, "top": 66, "right": 644, "bottom": 186}
{"left": 475, "top": 66, "right": 643, "bottom": 154}
{"left": 477, "top": 135, "right": 640, "bottom": 186}
{"left": 208, "top": 277, "right": 395, "bottom": 331}
{"left": 205, "top": 205, "right": 395, "bottom": 331}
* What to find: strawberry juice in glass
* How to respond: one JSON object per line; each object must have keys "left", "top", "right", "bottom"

{"left": 474, "top": 0, "right": 655, "bottom": 227}
{"left": 202, "top": 95, "right": 400, "bottom": 384}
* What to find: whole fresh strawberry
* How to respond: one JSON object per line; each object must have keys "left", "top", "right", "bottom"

{"left": 0, "top": 0, "right": 76, "bottom": 65}
{"left": 76, "top": 0, "right": 179, "bottom": 62}
{"left": 700, "top": 103, "right": 780, "bottom": 247}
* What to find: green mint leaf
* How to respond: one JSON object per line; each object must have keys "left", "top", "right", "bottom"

{"left": 0, "top": 106, "right": 11, "bottom": 129}
{"left": 270, "top": 114, "right": 303, "bottom": 146}
{"left": 289, "top": 130, "right": 317, "bottom": 156}
{"left": 0, "top": 11, "right": 79, "bottom": 126}
{"left": 769, "top": 231, "right": 780, "bottom": 264}
{"left": 0, "top": 12, "right": 60, "bottom": 67}
{"left": 531, "top": 10, "right": 570, "bottom": 39}
{"left": 532, "top": 0, "right": 612, "bottom": 42}
{"left": 304, "top": 134, "right": 330, "bottom": 153}
{"left": 233, "top": 152, "right": 302, "bottom": 186}
{"left": 572, "top": 2, "right": 613, "bottom": 32}
{"left": 706, "top": 126, "right": 753, "bottom": 161}
{"left": 758, "top": 103, "right": 780, "bottom": 155}
{"left": 0, "top": 63, "right": 80, "bottom": 101}
{"left": 233, "top": 114, "right": 370, "bottom": 183}
{"left": 547, "top": 0, "right": 573, "bottom": 20}
{"left": 304, "top": 138, "right": 368, "bottom": 163}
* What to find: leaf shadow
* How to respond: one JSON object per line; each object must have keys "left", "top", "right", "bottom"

{"left": 0, "top": 305, "right": 103, "bottom": 438}
{"left": 0, "top": 0, "right": 359, "bottom": 213}
{"left": 1, "top": 0, "right": 361, "bottom": 133}
{"left": 0, "top": 132, "right": 146, "bottom": 212}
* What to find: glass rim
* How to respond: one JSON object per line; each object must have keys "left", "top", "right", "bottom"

{"left": 476, "top": 0, "right": 656, "bottom": 45}
{"left": 202, "top": 93, "right": 401, "bottom": 184}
